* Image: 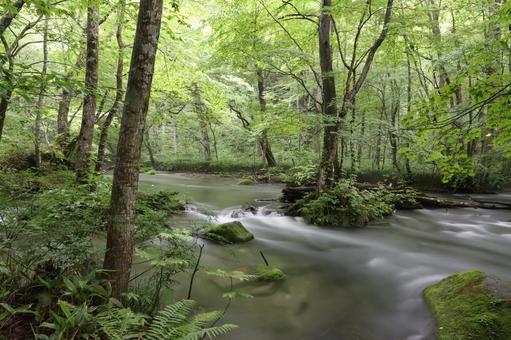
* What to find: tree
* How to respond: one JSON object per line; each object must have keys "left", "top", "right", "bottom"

{"left": 34, "top": 15, "right": 48, "bottom": 168}
{"left": 0, "top": 0, "right": 26, "bottom": 36}
{"left": 103, "top": 0, "right": 163, "bottom": 298}
{"left": 75, "top": 0, "right": 100, "bottom": 182}
{"left": 317, "top": 0, "right": 395, "bottom": 191}
{"left": 95, "top": 0, "right": 126, "bottom": 173}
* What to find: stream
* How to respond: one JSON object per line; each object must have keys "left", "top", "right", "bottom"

{"left": 136, "top": 172, "right": 511, "bottom": 340}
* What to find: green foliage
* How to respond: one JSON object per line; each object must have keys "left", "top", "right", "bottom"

{"left": 145, "top": 300, "right": 237, "bottom": 340}
{"left": 136, "top": 191, "right": 186, "bottom": 242}
{"left": 297, "top": 179, "right": 416, "bottom": 227}
{"left": 424, "top": 271, "right": 511, "bottom": 340}
{"left": 283, "top": 163, "right": 318, "bottom": 186}
{"left": 238, "top": 178, "right": 255, "bottom": 185}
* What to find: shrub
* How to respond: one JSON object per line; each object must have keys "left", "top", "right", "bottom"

{"left": 283, "top": 163, "right": 318, "bottom": 186}
{"left": 297, "top": 178, "right": 416, "bottom": 227}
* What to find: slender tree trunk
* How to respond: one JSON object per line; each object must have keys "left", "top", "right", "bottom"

{"left": 404, "top": 47, "right": 413, "bottom": 175}
{"left": 95, "top": 2, "right": 125, "bottom": 173}
{"left": 34, "top": 17, "right": 48, "bottom": 169}
{"left": 57, "top": 48, "right": 86, "bottom": 142}
{"left": 389, "top": 80, "right": 400, "bottom": 173}
{"left": 317, "top": 0, "right": 338, "bottom": 191}
{"left": 0, "top": 0, "right": 25, "bottom": 36}
{"left": 209, "top": 123, "right": 219, "bottom": 161}
{"left": 144, "top": 129, "right": 157, "bottom": 168}
{"left": 0, "top": 41, "right": 14, "bottom": 143}
{"left": 199, "top": 119, "right": 211, "bottom": 162}
{"left": 0, "top": 90, "right": 12, "bottom": 142}
{"left": 357, "top": 109, "right": 365, "bottom": 169}
{"left": 75, "top": 1, "right": 99, "bottom": 182}
{"left": 103, "top": 0, "right": 163, "bottom": 299}
{"left": 256, "top": 67, "right": 277, "bottom": 167}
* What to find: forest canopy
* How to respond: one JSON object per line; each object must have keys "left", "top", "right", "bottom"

{"left": 1, "top": 0, "right": 510, "bottom": 191}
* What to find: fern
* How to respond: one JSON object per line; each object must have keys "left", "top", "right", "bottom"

{"left": 144, "top": 300, "right": 237, "bottom": 340}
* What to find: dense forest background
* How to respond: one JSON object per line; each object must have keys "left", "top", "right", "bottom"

{"left": 2, "top": 1, "right": 511, "bottom": 339}
{"left": 2, "top": 0, "right": 511, "bottom": 191}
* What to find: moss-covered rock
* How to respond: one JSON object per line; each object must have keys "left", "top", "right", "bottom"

{"left": 256, "top": 266, "right": 285, "bottom": 282}
{"left": 238, "top": 178, "right": 255, "bottom": 185}
{"left": 424, "top": 270, "right": 511, "bottom": 340}
{"left": 200, "top": 221, "right": 254, "bottom": 244}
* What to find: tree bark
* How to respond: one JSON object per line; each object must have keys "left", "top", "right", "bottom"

{"left": 317, "top": 0, "right": 338, "bottom": 191}
{"left": 256, "top": 68, "right": 277, "bottom": 167}
{"left": 34, "top": 17, "right": 48, "bottom": 169}
{"left": 0, "top": 0, "right": 25, "bottom": 36}
{"left": 95, "top": 2, "right": 125, "bottom": 173}
{"left": 75, "top": 2, "right": 99, "bottom": 182}
{"left": 103, "top": 0, "right": 163, "bottom": 299}
{"left": 57, "top": 48, "right": 86, "bottom": 142}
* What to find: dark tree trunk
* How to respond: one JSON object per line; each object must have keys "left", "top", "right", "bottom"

{"left": 103, "top": 0, "right": 163, "bottom": 299}
{"left": 34, "top": 17, "right": 48, "bottom": 169}
{"left": 389, "top": 80, "right": 400, "bottom": 173}
{"left": 0, "top": 90, "right": 12, "bottom": 142}
{"left": 75, "top": 2, "right": 99, "bottom": 182}
{"left": 144, "top": 129, "right": 157, "bottom": 168}
{"left": 317, "top": 0, "right": 338, "bottom": 191}
{"left": 95, "top": 3, "right": 125, "bottom": 173}
{"left": 256, "top": 68, "right": 277, "bottom": 167}
{"left": 0, "top": 0, "right": 25, "bottom": 36}
{"left": 57, "top": 48, "right": 86, "bottom": 143}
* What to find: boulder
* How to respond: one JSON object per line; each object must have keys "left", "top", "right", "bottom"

{"left": 201, "top": 221, "right": 254, "bottom": 244}
{"left": 424, "top": 271, "right": 511, "bottom": 340}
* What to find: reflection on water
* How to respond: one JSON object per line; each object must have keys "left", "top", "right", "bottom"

{"left": 137, "top": 172, "right": 511, "bottom": 340}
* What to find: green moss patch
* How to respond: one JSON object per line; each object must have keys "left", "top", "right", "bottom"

{"left": 238, "top": 178, "right": 255, "bottom": 185}
{"left": 200, "top": 221, "right": 254, "bottom": 244}
{"left": 256, "top": 266, "right": 285, "bottom": 282}
{"left": 424, "top": 270, "right": 511, "bottom": 340}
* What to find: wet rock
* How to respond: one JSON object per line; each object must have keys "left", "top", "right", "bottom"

{"left": 256, "top": 266, "right": 286, "bottom": 282}
{"left": 424, "top": 271, "right": 511, "bottom": 339}
{"left": 230, "top": 205, "right": 257, "bottom": 218}
{"left": 200, "top": 221, "right": 254, "bottom": 244}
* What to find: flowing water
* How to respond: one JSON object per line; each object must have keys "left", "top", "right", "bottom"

{"left": 137, "top": 172, "right": 511, "bottom": 340}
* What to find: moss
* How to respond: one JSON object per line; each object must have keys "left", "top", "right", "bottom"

{"left": 424, "top": 271, "right": 511, "bottom": 340}
{"left": 256, "top": 266, "right": 285, "bottom": 282}
{"left": 201, "top": 221, "right": 254, "bottom": 244}
{"left": 238, "top": 178, "right": 255, "bottom": 185}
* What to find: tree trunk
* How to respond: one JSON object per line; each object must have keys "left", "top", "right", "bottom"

{"left": 0, "top": 39, "right": 14, "bottom": 143}
{"left": 103, "top": 0, "right": 163, "bottom": 299}
{"left": 144, "top": 129, "right": 157, "bottom": 168}
{"left": 95, "top": 2, "right": 125, "bottom": 173}
{"left": 256, "top": 67, "right": 277, "bottom": 167}
{"left": 34, "top": 17, "right": 48, "bottom": 169}
{"left": 0, "top": 0, "right": 25, "bottom": 36}
{"left": 192, "top": 84, "right": 212, "bottom": 162}
{"left": 317, "top": 0, "right": 338, "bottom": 191}
{"left": 75, "top": 2, "right": 99, "bottom": 182}
{"left": 389, "top": 80, "right": 400, "bottom": 173}
{"left": 57, "top": 48, "right": 86, "bottom": 143}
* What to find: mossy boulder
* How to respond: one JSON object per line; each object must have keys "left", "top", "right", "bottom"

{"left": 201, "top": 221, "right": 254, "bottom": 244}
{"left": 256, "top": 266, "right": 286, "bottom": 282}
{"left": 238, "top": 178, "right": 255, "bottom": 185}
{"left": 424, "top": 270, "right": 511, "bottom": 340}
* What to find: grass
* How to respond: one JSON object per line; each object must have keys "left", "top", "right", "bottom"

{"left": 424, "top": 271, "right": 511, "bottom": 340}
